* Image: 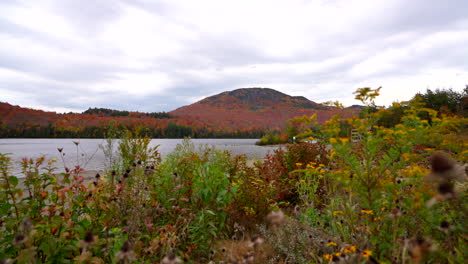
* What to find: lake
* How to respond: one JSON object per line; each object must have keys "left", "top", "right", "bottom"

{"left": 0, "top": 138, "right": 280, "bottom": 176}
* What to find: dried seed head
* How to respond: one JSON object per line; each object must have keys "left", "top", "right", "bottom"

{"left": 440, "top": 220, "right": 449, "bottom": 229}
{"left": 430, "top": 153, "right": 453, "bottom": 173}
{"left": 391, "top": 206, "right": 402, "bottom": 218}
{"left": 57, "top": 148, "right": 63, "bottom": 153}
{"left": 407, "top": 237, "right": 435, "bottom": 264}
{"left": 95, "top": 173, "right": 100, "bottom": 179}
{"left": 332, "top": 255, "right": 341, "bottom": 262}
{"left": 367, "top": 256, "right": 379, "bottom": 264}
{"left": 115, "top": 240, "right": 136, "bottom": 263}
{"left": 21, "top": 217, "right": 33, "bottom": 233}
{"left": 161, "top": 253, "right": 182, "bottom": 264}
{"left": 14, "top": 234, "right": 26, "bottom": 245}
{"left": 266, "top": 210, "right": 286, "bottom": 227}
{"left": 427, "top": 153, "right": 466, "bottom": 183}
{"left": 84, "top": 231, "right": 94, "bottom": 244}
{"left": 0, "top": 258, "right": 13, "bottom": 264}
{"left": 137, "top": 160, "right": 142, "bottom": 165}
{"left": 121, "top": 240, "right": 131, "bottom": 253}
{"left": 438, "top": 220, "right": 452, "bottom": 234}
{"left": 438, "top": 182, "right": 454, "bottom": 195}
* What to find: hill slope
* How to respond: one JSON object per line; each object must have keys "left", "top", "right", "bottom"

{"left": 171, "top": 88, "right": 356, "bottom": 130}
{"left": 0, "top": 88, "right": 359, "bottom": 137}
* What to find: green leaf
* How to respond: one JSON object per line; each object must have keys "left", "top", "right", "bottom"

{"left": 205, "top": 209, "right": 216, "bottom": 216}
{"left": 8, "top": 176, "right": 18, "bottom": 187}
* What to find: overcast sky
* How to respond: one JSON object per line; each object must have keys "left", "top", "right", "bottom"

{"left": 1, "top": 0, "right": 467, "bottom": 113}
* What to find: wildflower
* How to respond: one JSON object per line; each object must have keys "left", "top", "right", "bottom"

{"left": 335, "top": 252, "right": 342, "bottom": 256}
{"left": 361, "top": 209, "right": 373, "bottom": 215}
{"left": 115, "top": 240, "right": 136, "bottom": 264}
{"left": 373, "top": 217, "right": 382, "bottom": 221}
{"left": 333, "top": 210, "right": 344, "bottom": 216}
{"left": 161, "top": 253, "right": 182, "bottom": 264}
{"left": 362, "top": 249, "right": 372, "bottom": 257}
{"left": 327, "top": 241, "right": 337, "bottom": 247}
{"left": 296, "top": 162, "right": 303, "bottom": 166}
{"left": 324, "top": 254, "right": 333, "bottom": 261}
{"left": 343, "top": 245, "right": 356, "bottom": 253}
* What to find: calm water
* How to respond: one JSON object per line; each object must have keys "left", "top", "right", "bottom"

{"left": 0, "top": 138, "right": 279, "bottom": 176}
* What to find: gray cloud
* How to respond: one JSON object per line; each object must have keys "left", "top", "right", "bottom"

{"left": 0, "top": 0, "right": 467, "bottom": 113}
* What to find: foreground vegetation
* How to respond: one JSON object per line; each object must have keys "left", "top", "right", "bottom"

{"left": 1, "top": 88, "right": 466, "bottom": 263}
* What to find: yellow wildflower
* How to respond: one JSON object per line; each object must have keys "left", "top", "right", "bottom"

{"left": 300, "top": 179, "right": 306, "bottom": 183}
{"left": 362, "top": 249, "right": 372, "bottom": 257}
{"left": 373, "top": 217, "right": 382, "bottom": 221}
{"left": 326, "top": 241, "right": 337, "bottom": 247}
{"left": 335, "top": 252, "right": 342, "bottom": 256}
{"left": 324, "top": 254, "right": 333, "bottom": 261}
{"left": 343, "top": 245, "right": 356, "bottom": 253}
{"left": 333, "top": 210, "right": 344, "bottom": 216}
{"left": 296, "top": 162, "right": 303, "bottom": 166}
{"left": 361, "top": 209, "right": 373, "bottom": 215}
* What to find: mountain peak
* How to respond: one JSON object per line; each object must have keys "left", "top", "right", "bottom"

{"left": 198, "top": 87, "right": 328, "bottom": 110}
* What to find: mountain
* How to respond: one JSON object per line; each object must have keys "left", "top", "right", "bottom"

{"left": 0, "top": 88, "right": 359, "bottom": 138}
{"left": 171, "top": 88, "right": 356, "bottom": 131}
{"left": 346, "top": 105, "right": 365, "bottom": 110}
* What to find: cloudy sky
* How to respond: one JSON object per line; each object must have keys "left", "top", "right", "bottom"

{"left": 1, "top": 0, "right": 467, "bottom": 113}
